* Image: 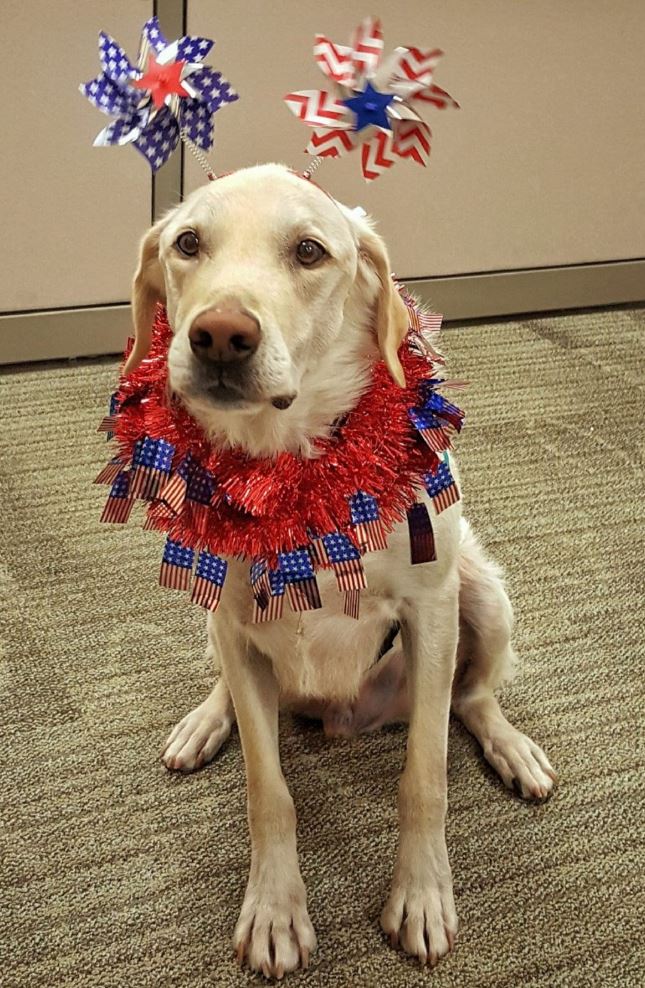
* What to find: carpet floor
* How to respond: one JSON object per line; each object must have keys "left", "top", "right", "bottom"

{"left": 1, "top": 306, "right": 643, "bottom": 987}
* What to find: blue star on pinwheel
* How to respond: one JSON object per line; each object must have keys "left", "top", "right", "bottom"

{"left": 343, "top": 82, "right": 395, "bottom": 132}
{"left": 80, "top": 17, "right": 238, "bottom": 172}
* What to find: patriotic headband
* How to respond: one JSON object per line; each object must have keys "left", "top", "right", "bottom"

{"left": 81, "top": 15, "right": 457, "bottom": 183}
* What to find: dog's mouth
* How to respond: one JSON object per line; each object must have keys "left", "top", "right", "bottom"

{"left": 182, "top": 371, "right": 296, "bottom": 414}
{"left": 204, "top": 380, "right": 250, "bottom": 408}
{"left": 182, "top": 365, "right": 260, "bottom": 410}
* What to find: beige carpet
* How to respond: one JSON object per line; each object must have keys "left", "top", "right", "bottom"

{"left": 1, "top": 306, "right": 643, "bottom": 988}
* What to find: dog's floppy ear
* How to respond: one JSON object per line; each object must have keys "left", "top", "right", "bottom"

{"left": 357, "top": 225, "right": 409, "bottom": 387}
{"left": 123, "top": 218, "right": 168, "bottom": 375}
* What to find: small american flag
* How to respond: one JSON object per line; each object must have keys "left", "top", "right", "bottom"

{"left": 94, "top": 455, "right": 128, "bottom": 485}
{"left": 252, "top": 568, "right": 285, "bottom": 623}
{"left": 343, "top": 589, "right": 361, "bottom": 620}
{"left": 185, "top": 462, "right": 215, "bottom": 536}
{"left": 143, "top": 501, "right": 173, "bottom": 530}
{"left": 250, "top": 558, "right": 272, "bottom": 609}
{"left": 97, "top": 392, "right": 119, "bottom": 439}
{"left": 408, "top": 407, "right": 450, "bottom": 453}
{"left": 407, "top": 502, "right": 436, "bottom": 564}
{"left": 157, "top": 454, "right": 193, "bottom": 514}
{"left": 349, "top": 491, "right": 387, "bottom": 552}
{"left": 424, "top": 461, "right": 460, "bottom": 513}
{"left": 422, "top": 390, "right": 465, "bottom": 434}
{"left": 191, "top": 550, "right": 227, "bottom": 611}
{"left": 100, "top": 471, "right": 134, "bottom": 524}
{"left": 308, "top": 537, "right": 331, "bottom": 569}
{"left": 321, "top": 533, "right": 367, "bottom": 592}
{"left": 129, "top": 436, "right": 175, "bottom": 500}
{"left": 400, "top": 292, "right": 445, "bottom": 363}
{"left": 278, "top": 548, "right": 322, "bottom": 612}
{"left": 159, "top": 538, "right": 195, "bottom": 591}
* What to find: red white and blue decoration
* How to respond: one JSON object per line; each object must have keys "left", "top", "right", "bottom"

{"left": 285, "top": 16, "right": 459, "bottom": 180}
{"left": 94, "top": 285, "right": 465, "bottom": 621}
{"left": 80, "top": 17, "right": 238, "bottom": 172}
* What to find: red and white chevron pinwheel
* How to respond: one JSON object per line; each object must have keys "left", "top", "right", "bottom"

{"left": 285, "top": 17, "right": 458, "bottom": 181}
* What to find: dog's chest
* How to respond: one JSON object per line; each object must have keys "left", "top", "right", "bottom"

{"left": 237, "top": 565, "right": 400, "bottom": 701}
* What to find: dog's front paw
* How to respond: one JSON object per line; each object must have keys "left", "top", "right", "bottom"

{"left": 482, "top": 728, "right": 558, "bottom": 801}
{"left": 161, "top": 686, "right": 233, "bottom": 772}
{"left": 381, "top": 840, "right": 458, "bottom": 967}
{"left": 233, "top": 870, "right": 317, "bottom": 978}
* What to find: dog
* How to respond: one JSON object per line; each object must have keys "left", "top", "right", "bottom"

{"left": 124, "top": 163, "right": 557, "bottom": 977}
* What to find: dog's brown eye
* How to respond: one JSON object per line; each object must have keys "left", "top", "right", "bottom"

{"left": 296, "top": 239, "right": 326, "bottom": 266}
{"left": 176, "top": 230, "right": 199, "bottom": 256}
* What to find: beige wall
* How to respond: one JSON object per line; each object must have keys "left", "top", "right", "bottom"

{"left": 0, "top": 0, "right": 153, "bottom": 313}
{"left": 186, "top": 0, "right": 645, "bottom": 278}
{"left": 0, "top": 1, "right": 642, "bottom": 361}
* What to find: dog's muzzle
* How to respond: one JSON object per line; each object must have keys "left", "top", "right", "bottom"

{"left": 187, "top": 307, "right": 261, "bottom": 405}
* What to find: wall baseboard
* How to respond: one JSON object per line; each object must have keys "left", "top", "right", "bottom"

{"left": 1, "top": 259, "right": 643, "bottom": 365}
{"left": 409, "top": 258, "right": 644, "bottom": 320}
{"left": 0, "top": 305, "right": 131, "bottom": 364}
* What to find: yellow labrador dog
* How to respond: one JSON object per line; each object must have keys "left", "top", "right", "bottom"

{"left": 126, "top": 163, "right": 556, "bottom": 977}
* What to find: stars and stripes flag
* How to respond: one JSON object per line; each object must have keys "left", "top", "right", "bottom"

{"left": 399, "top": 292, "right": 445, "bottom": 363}
{"left": 407, "top": 501, "right": 436, "bottom": 564}
{"left": 250, "top": 558, "right": 272, "bottom": 609}
{"left": 191, "top": 550, "right": 227, "bottom": 611}
{"left": 408, "top": 407, "right": 451, "bottom": 454}
{"left": 100, "top": 471, "right": 134, "bottom": 524}
{"left": 159, "top": 537, "right": 195, "bottom": 591}
{"left": 277, "top": 548, "right": 322, "bottom": 612}
{"left": 184, "top": 462, "right": 216, "bottom": 536}
{"left": 142, "top": 500, "right": 174, "bottom": 531}
{"left": 311, "top": 532, "right": 367, "bottom": 619}
{"left": 319, "top": 533, "right": 367, "bottom": 592}
{"left": 94, "top": 455, "right": 128, "bottom": 486}
{"left": 349, "top": 491, "right": 387, "bottom": 552}
{"left": 97, "top": 392, "right": 120, "bottom": 439}
{"left": 129, "top": 436, "right": 175, "bottom": 500}
{"left": 424, "top": 460, "right": 460, "bottom": 513}
{"left": 421, "top": 390, "right": 465, "bottom": 434}
{"left": 344, "top": 589, "right": 361, "bottom": 620}
{"left": 252, "top": 567, "right": 286, "bottom": 623}
{"left": 308, "top": 537, "right": 331, "bottom": 569}
{"left": 156, "top": 453, "right": 193, "bottom": 514}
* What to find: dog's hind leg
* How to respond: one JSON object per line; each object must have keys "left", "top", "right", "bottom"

{"left": 161, "top": 638, "right": 235, "bottom": 772}
{"left": 451, "top": 519, "right": 558, "bottom": 801}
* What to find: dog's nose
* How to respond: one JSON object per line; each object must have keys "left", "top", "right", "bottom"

{"left": 188, "top": 308, "right": 260, "bottom": 364}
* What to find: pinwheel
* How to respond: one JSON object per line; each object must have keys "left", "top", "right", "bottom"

{"left": 80, "top": 16, "right": 238, "bottom": 172}
{"left": 285, "top": 17, "right": 458, "bottom": 180}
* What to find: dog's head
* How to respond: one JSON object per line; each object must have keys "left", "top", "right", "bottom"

{"left": 127, "top": 164, "right": 408, "bottom": 430}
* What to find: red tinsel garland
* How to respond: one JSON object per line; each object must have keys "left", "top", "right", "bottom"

{"left": 107, "top": 305, "right": 448, "bottom": 561}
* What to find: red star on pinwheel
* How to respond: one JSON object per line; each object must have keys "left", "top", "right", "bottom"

{"left": 132, "top": 54, "right": 190, "bottom": 109}
{"left": 284, "top": 17, "right": 459, "bottom": 181}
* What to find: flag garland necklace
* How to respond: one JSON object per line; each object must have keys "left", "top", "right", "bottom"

{"left": 95, "top": 289, "right": 465, "bottom": 622}
{"left": 83, "top": 14, "right": 464, "bottom": 620}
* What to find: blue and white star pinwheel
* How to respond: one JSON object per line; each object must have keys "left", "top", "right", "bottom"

{"left": 80, "top": 17, "right": 238, "bottom": 171}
